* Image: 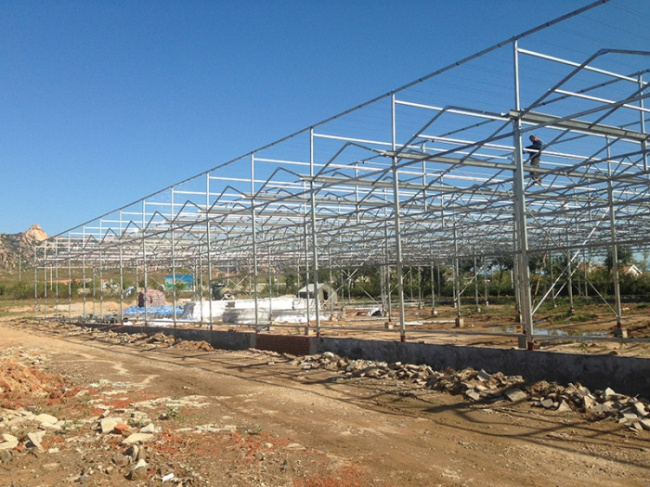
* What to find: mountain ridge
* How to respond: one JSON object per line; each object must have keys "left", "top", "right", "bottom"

{"left": 0, "top": 224, "right": 49, "bottom": 270}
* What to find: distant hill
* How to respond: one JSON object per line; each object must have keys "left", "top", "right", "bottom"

{"left": 0, "top": 224, "right": 49, "bottom": 271}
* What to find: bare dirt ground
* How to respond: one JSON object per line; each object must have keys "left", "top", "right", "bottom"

{"left": 0, "top": 302, "right": 649, "bottom": 486}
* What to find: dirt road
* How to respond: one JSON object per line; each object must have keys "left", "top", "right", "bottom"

{"left": 0, "top": 319, "right": 648, "bottom": 486}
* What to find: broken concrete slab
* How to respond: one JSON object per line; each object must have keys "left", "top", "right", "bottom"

{"left": 620, "top": 410, "right": 640, "bottom": 423}
{"left": 505, "top": 388, "right": 527, "bottom": 403}
{"left": 477, "top": 369, "right": 491, "bottom": 381}
{"left": 465, "top": 390, "right": 481, "bottom": 402}
{"left": 0, "top": 434, "right": 18, "bottom": 451}
{"left": 27, "top": 431, "right": 46, "bottom": 451}
{"left": 34, "top": 413, "right": 58, "bottom": 425}
{"left": 540, "top": 398, "right": 554, "bottom": 409}
{"left": 100, "top": 417, "right": 123, "bottom": 434}
{"left": 631, "top": 401, "right": 648, "bottom": 417}
{"left": 122, "top": 432, "right": 154, "bottom": 445}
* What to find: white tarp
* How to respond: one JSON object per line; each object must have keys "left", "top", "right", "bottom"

{"left": 180, "top": 297, "right": 318, "bottom": 324}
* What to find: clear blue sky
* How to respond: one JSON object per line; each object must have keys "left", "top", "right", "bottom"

{"left": 2, "top": 0, "right": 648, "bottom": 236}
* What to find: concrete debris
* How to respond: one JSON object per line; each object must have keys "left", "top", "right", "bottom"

{"left": 121, "top": 432, "right": 154, "bottom": 445}
{"left": 504, "top": 388, "right": 527, "bottom": 403}
{"left": 0, "top": 376, "right": 227, "bottom": 485}
{"left": 632, "top": 401, "right": 647, "bottom": 417}
{"left": 465, "top": 390, "right": 481, "bottom": 402}
{"left": 172, "top": 340, "right": 214, "bottom": 352}
{"left": 290, "top": 352, "right": 650, "bottom": 432}
{"left": 34, "top": 413, "right": 58, "bottom": 425}
{"left": 539, "top": 398, "right": 554, "bottom": 409}
{"left": 1, "top": 344, "right": 313, "bottom": 486}
{"left": 127, "top": 458, "right": 149, "bottom": 480}
{"left": 477, "top": 369, "right": 491, "bottom": 381}
{"left": 0, "top": 434, "right": 19, "bottom": 451}
{"left": 99, "top": 417, "right": 123, "bottom": 434}
{"left": 139, "top": 423, "right": 156, "bottom": 434}
{"left": 26, "top": 431, "right": 46, "bottom": 451}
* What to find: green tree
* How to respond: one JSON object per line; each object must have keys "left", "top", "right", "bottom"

{"left": 604, "top": 245, "right": 633, "bottom": 272}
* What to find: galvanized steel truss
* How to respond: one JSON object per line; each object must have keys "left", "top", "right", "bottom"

{"left": 35, "top": 6, "right": 650, "bottom": 346}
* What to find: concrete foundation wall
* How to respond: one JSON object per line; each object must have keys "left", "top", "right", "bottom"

{"left": 84, "top": 324, "right": 650, "bottom": 398}
{"left": 253, "top": 334, "right": 315, "bottom": 356}
{"left": 317, "top": 337, "right": 650, "bottom": 398}
{"left": 106, "top": 325, "right": 254, "bottom": 351}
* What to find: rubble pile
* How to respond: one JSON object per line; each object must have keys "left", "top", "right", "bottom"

{"left": 291, "top": 352, "right": 650, "bottom": 433}
{"left": 0, "top": 389, "right": 223, "bottom": 484}
{"left": 171, "top": 340, "right": 214, "bottom": 352}
{"left": 0, "top": 354, "right": 70, "bottom": 410}
{"left": 0, "top": 350, "right": 275, "bottom": 485}
{"left": 17, "top": 321, "right": 216, "bottom": 352}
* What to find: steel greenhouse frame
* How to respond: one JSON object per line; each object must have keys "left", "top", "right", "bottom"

{"left": 34, "top": 1, "right": 650, "bottom": 349}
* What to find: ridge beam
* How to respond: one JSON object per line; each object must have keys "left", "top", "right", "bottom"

{"left": 510, "top": 110, "right": 650, "bottom": 142}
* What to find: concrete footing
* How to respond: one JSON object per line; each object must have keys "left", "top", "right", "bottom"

{"left": 613, "top": 327, "right": 628, "bottom": 338}
{"left": 455, "top": 317, "right": 465, "bottom": 328}
{"left": 517, "top": 335, "right": 527, "bottom": 349}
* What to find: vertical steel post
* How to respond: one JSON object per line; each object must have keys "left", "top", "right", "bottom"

{"left": 309, "top": 129, "right": 322, "bottom": 335}
{"left": 512, "top": 226, "right": 521, "bottom": 321}
{"left": 483, "top": 258, "right": 489, "bottom": 307}
{"left": 607, "top": 151, "right": 623, "bottom": 329}
{"left": 379, "top": 263, "right": 386, "bottom": 314}
{"left": 512, "top": 41, "right": 535, "bottom": 349}
{"left": 474, "top": 256, "right": 479, "bottom": 310}
{"left": 99, "top": 250, "right": 104, "bottom": 319}
{"left": 437, "top": 263, "right": 441, "bottom": 302}
{"left": 303, "top": 223, "right": 311, "bottom": 334}
{"left": 142, "top": 202, "right": 149, "bottom": 325}
{"left": 416, "top": 266, "right": 422, "bottom": 308}
{"left": 453, "top": 225, "right": 462, "bottom": 320}
{"left": 33, "top": 247, "right": 38, "bottom": 319}
{"left": 43, "top": 261, "right": 48, "bottom": 319}
{"left": 383, "top": 217, "right": 393, "bottom": 321}
{"left": 267, "top": 245, "right": 273, "bottom": 323}
{"left": 92, "top": 266, "right": 96, "bottom": 318}
{"left": 197, "top": 254, "right": 203, "bottom": 324}
{"left": 566, "top": 230, "right": 574, "bottom": 314}
{"left": 251, "top": 154, "right": 260, "bottom": 329}
{"left": 639, "top": 75, "right": 648, "bottom": 172}
{"left": 119, "top": 240, "right": 124, "bottom": 324}
{"left": 296, "top": 260, "right": 301, "bottom": 298}
{"left": 390, "top": 94, "right": 407, "bottom": 340}
{"left": 583, "top": 248, "right": 588, "bottom": 299}
{"left": 550, "top": 254, "right": 557, "bottom": 308}
{"left": 82, "top": 240, "right": 87, "bottom": 318}
{"left": 67, "top": 236, "right": 72, "bottom": 320}
{"left": 328, "top": 259, "right": 334, "bottom": 316}
{"left": 430, "top": 259, "right": 436, "bottom": 315}
{"left": 206, "top": 173, "right": 214, "bottom": 329}
{"left": 54, "top": 241, "right": 59, "bottom": 317}
{"left": 171, "top": 189, "right": 178, "bottom": 328}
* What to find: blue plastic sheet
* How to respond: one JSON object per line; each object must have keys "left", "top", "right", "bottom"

{"left": 123, "top": 305, "right": 184, "bottom": 318}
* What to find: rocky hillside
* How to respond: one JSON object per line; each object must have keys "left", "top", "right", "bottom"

{"left": 0, "top": 224, "right": 49, "bottom": 271}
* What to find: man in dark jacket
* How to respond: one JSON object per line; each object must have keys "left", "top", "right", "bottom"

{"left": 525, "top": 134, "right": 543, "bottom": 183}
